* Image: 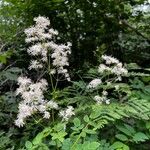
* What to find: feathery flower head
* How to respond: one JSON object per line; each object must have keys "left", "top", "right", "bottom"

{"left": 59, "top": 106, "right": 75, "bottom": 121}
{"left": 34, "top": 16, "right": 50, "bottom": 29}
{"left": 87, "top": 78, "right": 102, "bottom": 89}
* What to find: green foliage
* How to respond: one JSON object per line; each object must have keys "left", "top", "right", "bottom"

{"left": 1, "top": 0, "right": 149, "bottom": 69}
{"left": 110, "top": 141, "right": 129, "bottom": 150}
{"left": 0, "top": 131, "right": 14, "bottom": 150}
{"left": 116, "top": 124, "right": 149, "bottom": 143}
{"left": 0, "top": 0, "right": 150, "bottom": 149}
{"left": 0, "top": 50, "right": 12, "bottom": 64}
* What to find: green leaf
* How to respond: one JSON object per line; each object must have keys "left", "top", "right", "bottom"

{"left": 0, "top": 55, "right": 6, "bottom": 64}
{"left": 83, "top": 129, "right": 96, "bottom": 135}
{"left": 32, "top": 127, "right": 52, "bottom": 145}
{"left": 49, "top": 140, "right": 56, "bottom": 146}
{"left": 81, "top": 141, "right": 100, "bottom": 150}
{"left": 90, "top": 111, "right": 100, "bottom": 119}
{"left": 80, "top": 131, "right": 86, "bottom": 137}
{"left": 124, "top": 124, "right": 136, "bottom": 134}
{"left": 133, "top": 132, "right": 149, "bottom": 143}
{"left": 62, "top": 139, "right": 72, "bottom": 150}
{"left": 32, "top": 132, "right": 43, "bottom": 145}
{"left": 25, "top": 141, "right": 33, "bottom": 149}
{"left": 115, "top": 134, "right": 128, "bottom": 141}
{"left": 32, "top": 143, "right": 49, "bottom": 150}
{"left": 110, "top": 141, "right": 129, "bottom": 150}
{"left": 53, "top": 123, "right": 65, "bottom": 132}
{"left": 0, "top": 51, "right": 12, "bottom": 64}
{"left": 86, "top": 141, "right": 100, "bottom": 150}
{"left": 73, "top": 118, "right": 81, "bottom": 127}
{"left": 51, "top": 131, "right": 67, "bottom": 142}
{"left": 116, "top": 125, "right": 132, "bottom": 137}
{"left": 84, "top": 115, "right": 90, "bottom": 122}
{"left": 146, "top": 122, "right": 150, "bottom": 129}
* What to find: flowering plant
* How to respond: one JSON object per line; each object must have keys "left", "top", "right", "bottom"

{"left": 15, "top": 16, "right": 74, "bottom": 127}
{"left": 14, "top": 16, "right": 150, "bottom": 150}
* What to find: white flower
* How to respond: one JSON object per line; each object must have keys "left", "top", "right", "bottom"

{"left": 94, "top": 95, "right": 110, "bottom": 105}
{"left": 29, "top": 60, "right": 43, "bottom": 70}
{"left": 43, "top": 111, "right": 50, "bottom": 119}
{"left": 25, "top": 16, "right": 71, "bottom": 80}
{"left": 15, "top": 118, "right": 25, "bottom": 128}
{"left": 87, "top": 78, "right": 102, "bottom": 89}
{"left": 27, "top": 43, "right": 44, "bottom": 56}
{"left": 38, "top": 105, "right": 46, "bottom": 112}
{"left": 15, "top": 103, "right": 34, "bottom": 127}
{"left": 34, "top": 16, "right": 50, "bottom": 29}
{"left": 49, "top": 29, "right": 58, "bottom": 35}
{"left": 67, "top": 42, "right": 72, "bottom": 47}
{"left": 59, "top": 106, "right": 75, "bottom": 121}
{"left": 115, "top": 85, "right": 119, "bottom": 90}
{"left": 98, "top": 64, "right": 110, "bottom": 73}
{"left": 93, "top": 2, "right": 97, "bottom": 7}
{"left": 102, "top": 55, "right": 119, "bottom": 64}
{"left": 15, "top": 77, "right": 50, "bottom": 127}
{"left": 47, "top": 100, "right": 59, "bottom": 109}
{"left": 76, "top": 9, "right": 83, "bottom": 16}
{"left": 50, "top": 42, "right": 71, "bottom": 80}
{"left": 18, "top": 103, "right": 34, "bottom": 118}
{"left": 25, "top": 17, "right": 71, "bottom": 79}
{"left": 24, "top": 27, "right": 37, "bottom": 37}
{"left": 94, "top": 95, "right": 103, "bottom": 104}
{"left": 15, "top": 16, "right": 73, "bottom": 127}
{"left": 50, "top": 69, "right": 56, "bottom": 75}
{"left": 105, "top": 99, "right": 110, "bottom": 105}
{"left": 39, "top": 79, "right": 48, "bottom": 89}
{"left": 88, "top": 55, "right": 127, "bottom": 106}
{"left": 117, "top": 63, "right": 123, "bottom": 67}
{"left": 111, "top": 66, "right": 128, "bottom": 76}
{"left": 102, "top": 91, "right": 108, "bottom": 96}
{"left": 25, "top": 37, "right": 39, "bottom": 43}
{"left": 17, "top": 76, "right": 31, "bottom": 87}
{"left": 25, "top": 17, "right": 52, "bottom": 43}
{"left": 98, "top": 55, "right": 128, "bottom": 78}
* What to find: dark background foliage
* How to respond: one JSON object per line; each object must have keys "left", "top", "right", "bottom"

{"left": 1, "top": 0, "right": 150, "bottom": 69}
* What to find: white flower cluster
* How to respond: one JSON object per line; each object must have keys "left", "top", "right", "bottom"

{"left": 93, "top": 2, "right": 97, "bottom": 7}
{"left": 87, "top": 55, "right": 128, "bottom": 105}
{"left": 98, "top": 55, "right": 128, "bottom": 81}
{"left": 29, "top": 60, "right": 43, "bottom": 70}
{"left": 87, "top": 78, "right": 102, "bottom": 89}
{"left": 15, "top": 76, "right": 58, "bottom": 127}
{"left": 15, "top": 16, "right": 74, "bottom": 127}
{"left": 102, "top": 55, "right": 119, "bottom": 64}
{"left": 59, "top": 106, "right": 75, "bottom": 121}
{"left": 25, "top": 16, "right": 71, "bottom": 81}
{"left": 94, "top": 91, "right": 110, "bottom": 105}
{"left": 24, "top": 16, "right": 52, "bottom": 43}
{"left": 50, "top": 41, "right": 71, "bottom": 81}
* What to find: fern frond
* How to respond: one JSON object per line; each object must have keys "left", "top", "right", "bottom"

{"left": 90, "top": 99, "right": 150, "bottom": 130}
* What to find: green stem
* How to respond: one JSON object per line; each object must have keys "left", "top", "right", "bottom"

{"left": 50, "top": 73, "right": 54, "bottom": 90}
{"left": 32, "top": 116, "right": 45, "bottom": 128}
{"left": 71, "top": 116, "right": 102, "bottom": 149}
{"left": 71, "top": 134, "right": 82, "bottom": 150}
{"left": 53, "top": 74, "right": 59, "bottom": 92}
{"left": 71, "top": 124, "right": 89, "bottom": 149}
{"left": 52, "top": 109, "right": 55, "bottom": 123}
